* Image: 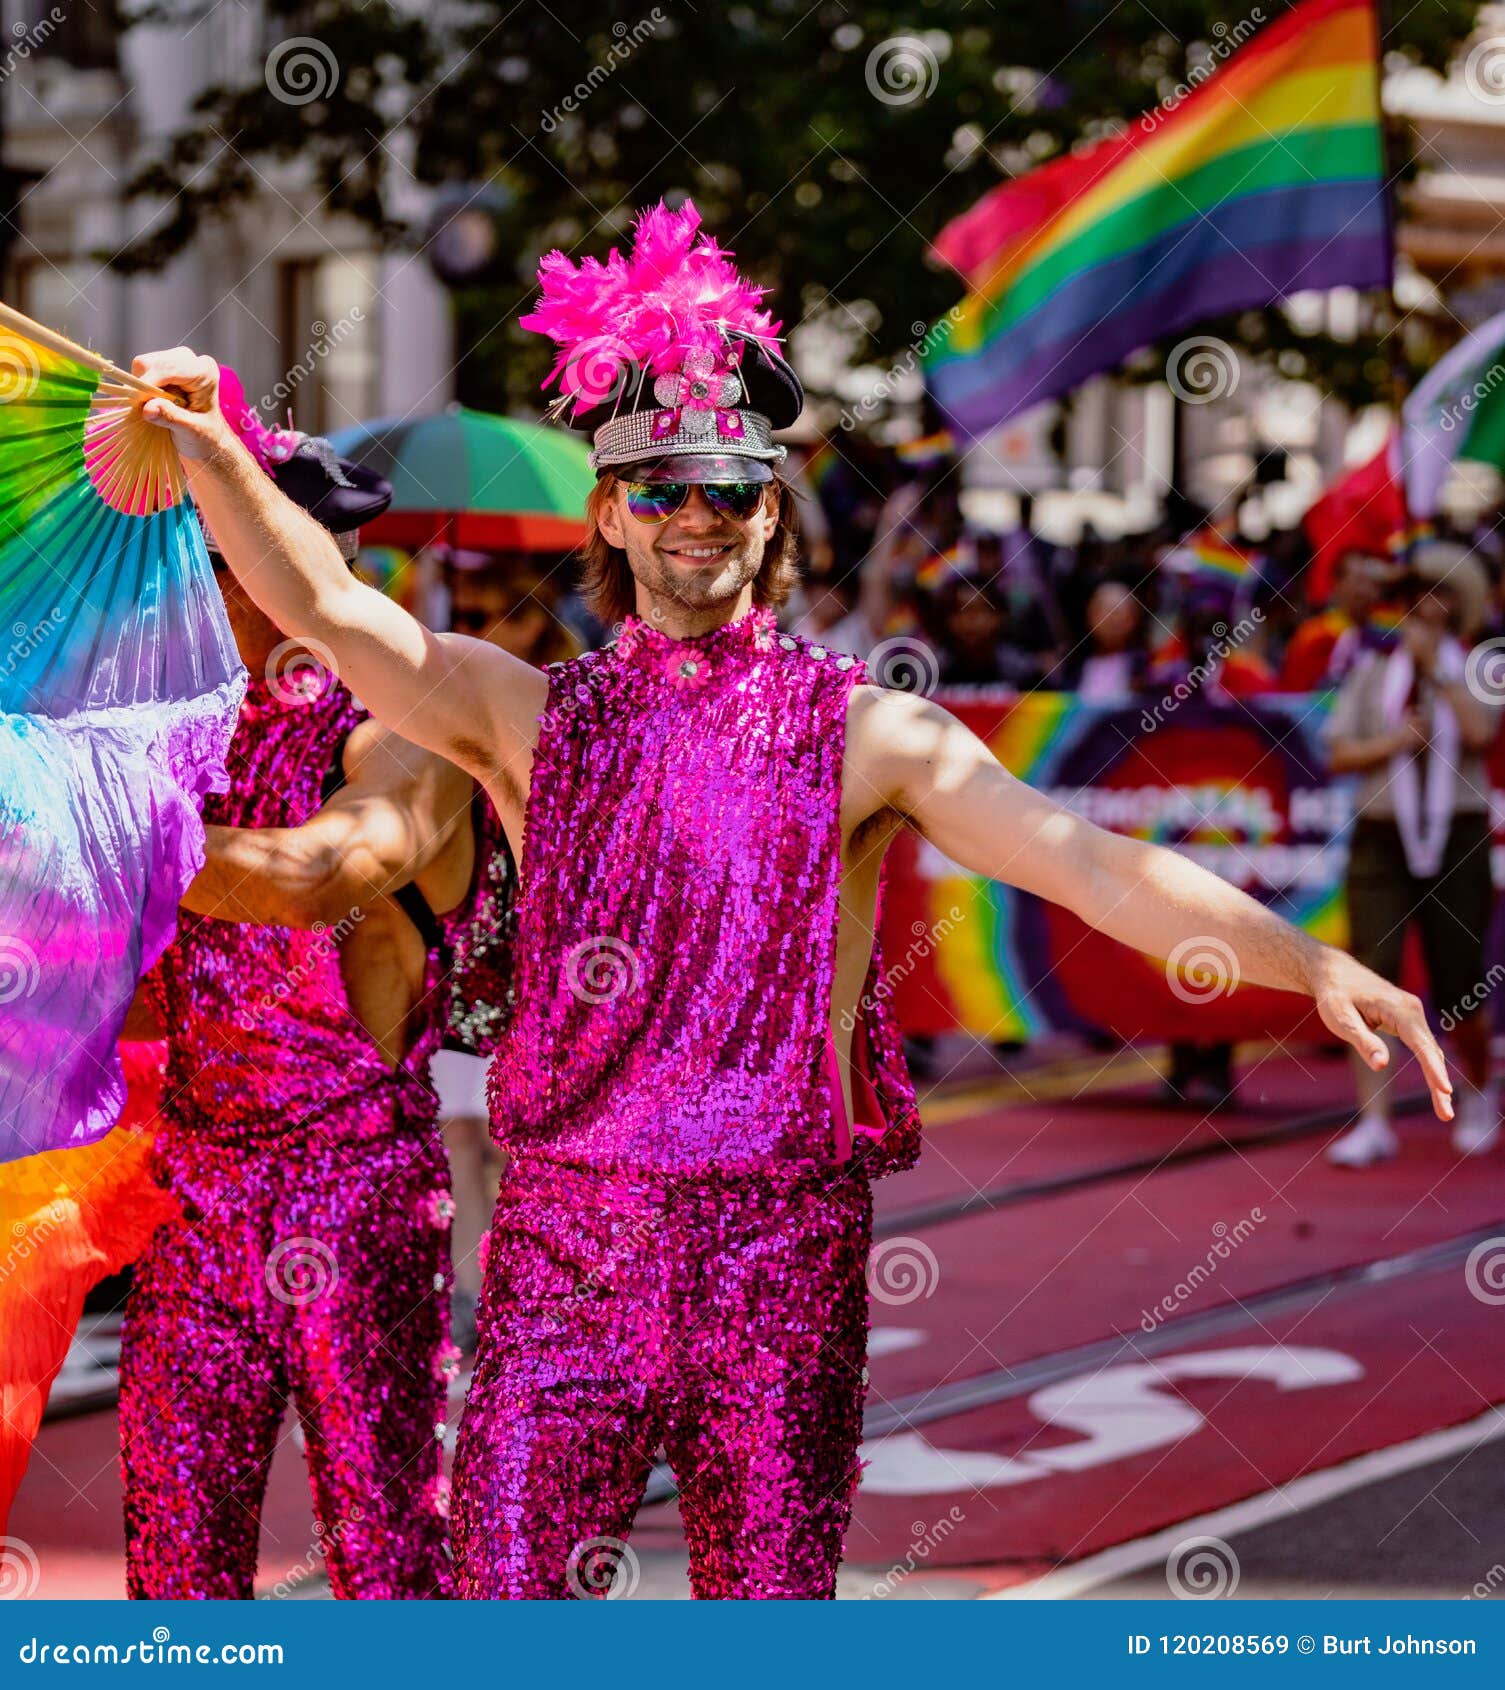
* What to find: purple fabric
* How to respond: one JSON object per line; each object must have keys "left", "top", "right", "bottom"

{"left": 0, "top": 674, "right": 245, "bottom": 1163}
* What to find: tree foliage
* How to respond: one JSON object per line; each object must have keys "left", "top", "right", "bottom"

{"left": 115, "top": 0, "right": 1481, "bottom": 411}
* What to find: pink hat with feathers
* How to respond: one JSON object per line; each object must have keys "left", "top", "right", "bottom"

{"left": 518, "top": 199, "right": 802, "bottom": 474}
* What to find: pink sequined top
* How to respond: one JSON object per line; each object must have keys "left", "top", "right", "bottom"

{"left": 146, "top": 673, "right": 460, "bottom": 1145}
{"left": 484, "top": 600, "right": 921, "bottom": 1180}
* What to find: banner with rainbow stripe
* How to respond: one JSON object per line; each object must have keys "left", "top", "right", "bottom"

{"left": 879, "top": 691, "right": 1349, "bottom": 1044}
{"left": 923, "top": 0, "right": 1390, "bottom": 440}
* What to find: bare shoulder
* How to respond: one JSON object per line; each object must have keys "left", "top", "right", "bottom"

{"left": 844, "top": 681, "right": 952, "bottom": 831}
{"left": 441, "top": 635, "right": 552, "bottom": 779}
{"left": 846, "top": 681, "right": 964, "bottom": 770}
{"left": 338, "top": 718, "right": 473, "bottom": 810}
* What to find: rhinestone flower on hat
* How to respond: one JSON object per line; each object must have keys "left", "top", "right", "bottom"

{"left": 651, "top": 348, "right": 747, "bottom": 442}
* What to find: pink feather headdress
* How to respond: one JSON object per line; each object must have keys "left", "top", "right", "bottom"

{"left": 217, "top": 366, "right": 303, "bottom": 473}
{"left": 519, "top": 199, "right": 782, "bottom": 419}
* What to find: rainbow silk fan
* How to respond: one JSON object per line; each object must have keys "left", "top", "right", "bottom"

{"left": 0, "top": 302, "right": 245, "bottom": 1164}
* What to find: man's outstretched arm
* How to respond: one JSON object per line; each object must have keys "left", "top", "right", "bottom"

{"left": 134, "top": 348, "right": 544, "bottom": 782}
{"left": 854, "top": 689, "right": 1453, "bottom": 1120}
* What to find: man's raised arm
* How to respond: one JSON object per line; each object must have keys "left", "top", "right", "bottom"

{"left": 851, "top": 688, "right": 1454, "bottom": 1122}
{"left": 136, "top": 348, "right": 543, "bottom": 780}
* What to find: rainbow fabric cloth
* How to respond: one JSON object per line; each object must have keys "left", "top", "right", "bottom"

{"left": 924, "top": 0, "right": 1389, "bottom": 439}
{"left": 0, "top": 320, "right": 245, "bottom": 1163}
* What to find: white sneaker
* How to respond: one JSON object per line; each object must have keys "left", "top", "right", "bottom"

{"left": 1326, "top": 1114, "right": 1399, "bottom": 1168}
{"left": 1452, "top": 1085, "right": 1500, "bottom": 1157}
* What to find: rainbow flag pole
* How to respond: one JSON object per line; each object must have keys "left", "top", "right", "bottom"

{"left": 923, "top": 0, "right": 1394, "bottom": 442}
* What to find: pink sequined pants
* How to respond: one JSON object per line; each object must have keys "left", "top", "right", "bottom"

{"left": 118, "top": 1114, "right": 456, "bottom": 1599}
{"left": 451, "top": 1157, "right": 873, "bottom": 1599}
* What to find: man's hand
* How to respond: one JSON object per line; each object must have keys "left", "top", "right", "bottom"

{"left": 134, "top": 347, "right": 238, "bottom": 463}
{"left": 1308, "top": 950, "right": 1453, "bottom": 1121}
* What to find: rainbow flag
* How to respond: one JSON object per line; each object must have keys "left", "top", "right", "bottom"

{"left": 924, "top": 0, "right": 1390, "bottom": 440}
{"left": 895, "top": 428, "right": 955, "bottom": 467}
{"left": 915, "top": 544, "right": 967, "bottom": 590}
{"left": 1187, "top": 530, "right": 1259, "bottom": 585}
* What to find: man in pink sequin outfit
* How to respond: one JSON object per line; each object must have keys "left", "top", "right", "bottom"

{"left": 117, "top": 413, "right": 488, "bottom": 1600}
{"left": 135, "top": 205, "right": 1452, "bottom": 1600}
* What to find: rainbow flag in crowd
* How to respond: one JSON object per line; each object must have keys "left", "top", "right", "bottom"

{"left": 924, "top": 0, "right": 1390, "bottom": 440}
{"left": 915, "top": 544, "right": 967, "bottom": 590}
{"left": 895, "top": 428, "right": 955, "bottom": 467}
{"left": 1187, "top": 530, "right": 1259, "bottom": 585}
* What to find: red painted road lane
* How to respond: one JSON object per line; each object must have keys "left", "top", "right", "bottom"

{"left": 864, "top": 1117, "right": 1504, "bottom": 1404}
{"left": 841, "top": 1259, "right": 1505, "bottom": 1576}
{"left": 874, "top": 1048, "right": 1367, "bottom": 1221}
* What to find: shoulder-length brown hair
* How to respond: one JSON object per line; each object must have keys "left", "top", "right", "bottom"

{"left": 577, "top": 472, "right": 803, "bottom": 629}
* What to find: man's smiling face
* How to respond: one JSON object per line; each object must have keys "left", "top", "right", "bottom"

{"left": 597, "top": 476, "right": 778, "bottom": 616}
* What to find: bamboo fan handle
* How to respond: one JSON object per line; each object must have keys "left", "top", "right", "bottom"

{"left": 0, "top": 298, "right": 179, "bottom": 404}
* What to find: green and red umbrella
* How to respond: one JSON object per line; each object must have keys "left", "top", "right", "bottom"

{"left": 328, "top": 405, "right": 594, "bottom": 551}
